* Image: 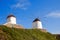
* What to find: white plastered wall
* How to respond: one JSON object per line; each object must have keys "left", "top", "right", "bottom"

{"left": 7, "top": 17, "right": 16, "bottom": 24}
{"left": 32, "top": 21, "right": 43, "bottom": 29}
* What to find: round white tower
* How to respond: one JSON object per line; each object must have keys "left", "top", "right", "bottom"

{"left": 7, "top": 14, "right": 16, "bottom": 24}
{"left": 32, "top": 18, "right": 43, "bottom": 29}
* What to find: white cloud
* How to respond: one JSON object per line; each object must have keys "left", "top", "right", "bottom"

{"left": 45, "top": 11, "right": 60, "bottom": 18}
{"left": 11, "top": 0, "right": 31, "bottom": 10}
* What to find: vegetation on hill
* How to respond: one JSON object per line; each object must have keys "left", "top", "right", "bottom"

{"left": 0, "top": 25, "right": 57, "bottom": 40}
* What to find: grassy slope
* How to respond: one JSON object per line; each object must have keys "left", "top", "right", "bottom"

{"left": 0, "top": 25, "right": 56, "bottom": 40}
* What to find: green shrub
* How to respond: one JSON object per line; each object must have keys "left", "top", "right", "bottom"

{"left": 0, "top": 25, "right": 56, "bottom": 40}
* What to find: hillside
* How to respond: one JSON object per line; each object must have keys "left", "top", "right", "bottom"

{"left": 0, "top": 25, "right": 56, "bottom": 40}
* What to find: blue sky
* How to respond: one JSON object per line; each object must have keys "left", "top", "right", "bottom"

{"left": 0, "top": 0, "right": 60, "bottom": 34}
